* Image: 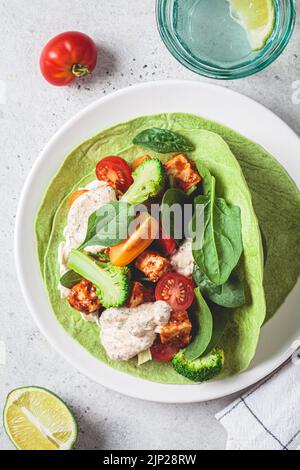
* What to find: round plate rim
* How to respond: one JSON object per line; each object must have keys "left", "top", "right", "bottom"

{"left": 14, "top": 80, "right": 300, "bottom": 403}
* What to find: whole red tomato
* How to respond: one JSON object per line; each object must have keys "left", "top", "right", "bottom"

{"left": 40, "top": 31, "right": 97, "bottom": 86}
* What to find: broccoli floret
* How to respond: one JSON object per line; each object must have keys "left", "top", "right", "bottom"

{"left": 172, "top": 349, "right": 224, "bottom": 383}
{"left": 121, "top": 158, "right": 165, "bottom": 205}
{"left": 68, "top": 250, "right": 130, "bottom": 308}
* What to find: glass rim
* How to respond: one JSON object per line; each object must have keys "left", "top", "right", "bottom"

{"left": 156, "top": 0, "right": 296, "bottom": 80}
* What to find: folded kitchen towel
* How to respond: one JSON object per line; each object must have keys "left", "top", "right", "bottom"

{"left": 216, "top": 353, "right": 300, "bottom": 450}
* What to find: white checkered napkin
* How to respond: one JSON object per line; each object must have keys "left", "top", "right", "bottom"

{"left": 216, "top": 357, "right": 300, "bottom": 450}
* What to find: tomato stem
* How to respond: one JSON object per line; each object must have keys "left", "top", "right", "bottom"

{"left": 72, "top": 64, "right": 90, "bottom": 77}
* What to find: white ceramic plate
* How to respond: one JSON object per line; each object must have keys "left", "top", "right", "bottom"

{"left": 15, "top": 81, "right": 300, "bottom": 403}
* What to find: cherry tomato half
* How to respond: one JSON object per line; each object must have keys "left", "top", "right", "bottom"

{"left": 155, "top": 272, "right": 194, "bottom": 311}
{"left": 150, "top": 338, "right": 179, "bottom": 362}
{"left": 40, "top": 31, "right": 97, "bottom": 86}
{"left": 96, "top": 156, "right": 133, "bottom": 194}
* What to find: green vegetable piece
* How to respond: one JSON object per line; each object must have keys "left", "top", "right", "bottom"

{"left": 97, "top": 252, "right": 110, "bottom": 262}
{"left": 184, "top": 288, "right": 213, "bottom": 361}
{"left": 80, "top": 201, "right": 134, "bottom": 249}
{"left": 133, "top": 128, "right": 195, "bottom": 153}
{"left": 193, "top": 267, "right": 246, "bottom": 308}
{"left": 260, "top": 227, "right": 268, "bottom": 267}
{"left": 186, "top": 185, "right": 198, "bottom": 197}
{"left": 138, "top": 349, "right": 152, "bottom": 366}
{"left": 168, "top": 174, "right": 175, "bottom": 188}
{"left": 191, "top": 176, "right": 243, "bottom": 286}
{"left": 172, "top": 348, "right": 224, "bottom": 383}
{"left": 161, "top": 188, "right": 191, "bottom": 244}
{"left": 60, "top": 270, "right": 83, "bottom": 289}
{"left": 203, "top": 306, "right": 230, "bottom": 355}
{"left": 194, "top": 162, "right": 213, "bottom": 196}
{"left": 121, "top": 158, "right": 165, "bottom": 205}
{"left": 68, "top": 249, "right": 130, "bottom": 308}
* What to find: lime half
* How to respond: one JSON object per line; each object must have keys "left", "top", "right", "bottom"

{"left": 3, "top": 387, "right": 77, "bottom": 450}
{"left": 229, "top": 0, "right": 276, "bottom": 51}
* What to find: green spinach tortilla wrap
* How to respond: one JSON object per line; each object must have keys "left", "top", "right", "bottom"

{"left": 35, "top": 113, "right": 300, "bottom": 384}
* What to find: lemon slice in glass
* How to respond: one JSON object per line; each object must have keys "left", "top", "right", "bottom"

{"left": 229, "top": 0, "right": 276, "bottom": 51}
{"left": 3, "top": 387, "right": 78, "bottom": 450}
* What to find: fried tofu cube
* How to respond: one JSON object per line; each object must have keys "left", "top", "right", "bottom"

{"left": 165, "top": 154, "right": 201, "bottom": 192}
{"left": 127, "top": 281, "right": 154, "bottom": 308}
{"left": 135, "top": 251, "right": 171, "bottom": 283}
{"left": 67, "top": 279, "right": 101, "bottom": 314}
{"left": 160, "top": 310, "right": 192, "bottom": 348}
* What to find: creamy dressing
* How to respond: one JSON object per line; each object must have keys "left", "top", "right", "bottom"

{"left": 99, "top": 301, "right": 172, "bottom": 361}
{"left": 63, "top": 181, "right": 116, "bottom": 260}
{"left": 57, "top": 181, "right": 116, "bottom": 299}
{"left": 170, "top": 238, "right": 194, "bottom": 277}
{"left": 79, "top": 180, "right": 108, "bottom": 191}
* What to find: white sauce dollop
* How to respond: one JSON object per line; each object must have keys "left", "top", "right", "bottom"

{"left": 170, "top": 238, "right": 194, "bottom": 277}
{"left": 99, "top": 301, "right": 172, "bottom": 361}
{"left": 58, "top": 181, "right": 116, "bottom": 298}
{"left": 64, "top": 182, "right": 116, "bottom": 259}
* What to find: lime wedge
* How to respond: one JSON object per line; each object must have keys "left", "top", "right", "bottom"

{"left": 229, "top": 0, "right": 276, "bottom": 51}
{"left": 3, "top": 387, "right": 77, "bottom": 450}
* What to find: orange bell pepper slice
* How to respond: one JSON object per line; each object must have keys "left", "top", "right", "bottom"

{"left": 109, "top": 212, "right": 158, "bottom": 267}
{"left": 132, "top": 155, "right": 151, "bottom": 171}
{"left": 69, "top": 189, "right": 89, "bottom": 208}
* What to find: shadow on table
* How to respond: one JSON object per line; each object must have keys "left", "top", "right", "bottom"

{"left": 80, "top": 44, "right": 118, "bottom": 89}
{"left": 73, "top": 407, "right": 106, "bottom": 450}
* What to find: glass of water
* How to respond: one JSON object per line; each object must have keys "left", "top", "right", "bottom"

{"left": 156, "top": 0, "right": 296, "bottom": 79}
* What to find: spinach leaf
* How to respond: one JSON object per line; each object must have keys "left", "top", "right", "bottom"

{"left": 80, "top": 201, "right": 134, "bottom": 248}
{"left": 161, "top": 188, "right": 192, "bottom": 244}
{"left": 133, "top": 128, "right": 195, "bottom": 153}
{"left": 193, "top": 267, "right": 246, "bottom": 308}
{"left": 260, "top": 226, "right": 268, "bottom": 267}
{"left": 194, "top": 162, "right": 213, "bottom": 196}
{"left": 202, "top": 304, "right": 230, "bottom": 356}
{"left": 191, "top": 176, "right": 243, "bottom": 286}
{"left": 60, "top": 270, "right": 83, "bottom": 289}
{"left": 184, "top": 288, "right": 213, "bottom": 361}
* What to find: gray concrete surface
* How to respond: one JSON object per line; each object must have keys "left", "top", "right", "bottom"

{"left": 0, "top": 0, "right": 299, "bottom": 450}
